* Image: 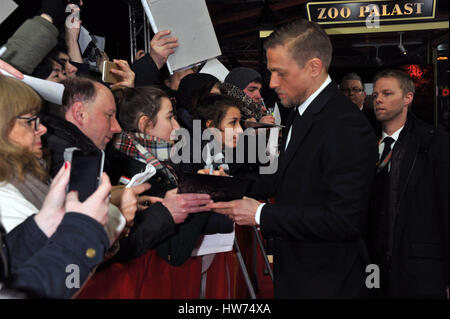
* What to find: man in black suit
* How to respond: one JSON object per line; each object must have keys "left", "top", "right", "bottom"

{"left": 208, "top": 19, "right": 378, "bottom": 298}
{"left": 340, "top": 72, "right": 381, "bottom": 136}
{"left": 368, "top": 69, "right": 449, "bottom": 298}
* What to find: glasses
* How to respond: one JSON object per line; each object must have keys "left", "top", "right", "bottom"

{"left": 340, "top": 87, "right": 363, "bottom": 94}
{"left": 16, "top": 115, "right": 41, "bottom": 132}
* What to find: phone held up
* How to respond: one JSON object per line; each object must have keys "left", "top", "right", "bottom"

{"left": 63, "top": 147, "right": 105, "bottom": 202}
{"left": 102, "top": 61, "right": 120, "bottom": 84}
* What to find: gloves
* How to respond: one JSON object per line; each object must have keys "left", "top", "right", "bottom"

{"left": 39, "top": 0, "right": 68, "bottom": 27}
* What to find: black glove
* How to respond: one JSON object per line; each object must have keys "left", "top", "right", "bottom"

{"left": 39, "top": 0, "right": 68, "bottom": 27}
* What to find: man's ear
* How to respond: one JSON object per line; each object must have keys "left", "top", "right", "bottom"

{"left": 138, "top": 115, "right": 150, "bottom": 133}
{"left": 404, "top": 92, "right": 414, "bottom": 108}
{"left": 70, "top": 102, "right": 86, "bottom": 126}
{"left": 308, "top": 58, "right": 323, "bottom": 77}
{"left": 205, "top": 120, "right": 213, "bottom": 128}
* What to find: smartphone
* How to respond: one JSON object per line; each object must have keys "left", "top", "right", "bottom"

{"left": 66, "top": 149, "right": 105, "bottom": 202}
{"left": 102, "top": 61, "right": 120, "bottom": 84}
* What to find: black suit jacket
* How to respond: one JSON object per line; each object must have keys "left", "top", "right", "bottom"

{"left": 248, "top": 81, "right": 378, "bottom": 298}
{"left": 368, "top": 114, "right": 449, "bottom": 298}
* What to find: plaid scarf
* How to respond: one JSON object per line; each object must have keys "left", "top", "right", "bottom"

{"left": 114, "top": 131, "right": 178, "bottom": 185}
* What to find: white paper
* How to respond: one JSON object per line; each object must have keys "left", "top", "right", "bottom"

{"left": 141, "top": 0, "right": 222, "bottom": 74}
{"left": 78, "top": 26, "right": 91, "bottom": 54}
{"left": 191, "top": 231, "right": 235, "bottom": 256}
{"left": 0, "top": 69, "right": 65, "bottom": 105}
{"left": 0, "top": 0, "right": 18, "bottom": 25}
{"left": 200, "top": 58, "right": 229, "bottom": 82}
{"left": 266, "top": 102, "right": 281, "bottom": 158}
{"left": 78, "top": 26, "right": 105, "bottom": 54}
{"left": 78, "top": 26, "right": 105, "bottom": 70}
{"left": 126, "top": 163, "right": 156, "bottom": 188}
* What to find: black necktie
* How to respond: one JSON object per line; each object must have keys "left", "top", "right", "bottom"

{"left": 379, "top": 137, "right": 395, "bottom": 169}
{"left": 284, "top": 108, "right": 300, "bottom": 151}
{"left": 285, "top": 107, "right": 299, "bottom": 129}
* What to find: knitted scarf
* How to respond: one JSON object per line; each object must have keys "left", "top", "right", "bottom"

{"left": 114, "top": 131, "right": 178, "bottom": 186}
{"left": 10, "top": 172, "right": 49, "bottom": 210}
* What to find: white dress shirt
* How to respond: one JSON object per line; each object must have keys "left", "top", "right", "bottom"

{"left": 255, "top": 75, "right": 332, "bottom": 225}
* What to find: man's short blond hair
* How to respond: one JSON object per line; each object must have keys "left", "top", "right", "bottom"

{"left": 373, "top": 69, "right": 415, "bottom": 95}
{"left": 264, "top": 19, "right": 332, "bottom": 71}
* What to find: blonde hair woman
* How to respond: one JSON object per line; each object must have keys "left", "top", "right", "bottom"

{"left": 0, "top": 75, "right": 50, "bottom": 232}
{"left": 0, "top": 75, "right": 124, "bottom": 243}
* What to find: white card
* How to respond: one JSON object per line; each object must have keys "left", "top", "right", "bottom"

{"left": 0, "top": 0, "right": 18, "bottom": 25}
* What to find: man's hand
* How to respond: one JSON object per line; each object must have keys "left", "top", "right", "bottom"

{"left": 0, "top": 59, "right": 24, "bottom": 79}
{"left": 110, "top": 59, "right": 135, "bottom": 89}
{"left": 162, "top": 189, "right": 212, "bottom": 224}
{"left": 207, "top": 197, "right": 260, "bottom": 226}
{"left": 150, "top": 30, "right": 179, "bottom": 69}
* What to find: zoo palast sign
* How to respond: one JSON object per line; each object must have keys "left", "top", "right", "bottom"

{"left": 306, "top": 0, "right": 437, "bottom": 25}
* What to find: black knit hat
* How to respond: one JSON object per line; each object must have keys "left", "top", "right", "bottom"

{"left": 224, "top": 67, "right": 262, "bottom": 91}
{"left": 176, "top": 73, "right": 220, "bottom": 113}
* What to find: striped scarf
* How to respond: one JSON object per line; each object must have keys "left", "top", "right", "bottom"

{"left": 114, "top": 131, "right": 178, "bottom": 185}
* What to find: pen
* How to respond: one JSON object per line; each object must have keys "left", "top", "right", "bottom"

{"left": 261, "top": 98, "right": 273, "bottom": 116}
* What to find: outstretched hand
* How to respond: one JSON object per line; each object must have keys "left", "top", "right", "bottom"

{"left": 110, "top": 59, "right": 135, "bottom": 89}
{"left": 162, "top": 189, "right": 212, "bottom": 224}
{"left": 206, "top": 197, "right": 260, "bottom": 226}
{"left": 150, "top": 30, "right": 179, "bottom": 69}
